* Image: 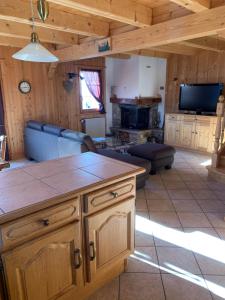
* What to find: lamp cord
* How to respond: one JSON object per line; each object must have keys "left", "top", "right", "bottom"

{"left": 30, "top": 0, "right": 35, "bottom": 32}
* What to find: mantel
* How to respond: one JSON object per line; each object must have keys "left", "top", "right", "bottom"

{"left": 110, "top": 96, "right": 161, "bottom": 106}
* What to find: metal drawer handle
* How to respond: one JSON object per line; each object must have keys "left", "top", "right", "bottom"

{"left": 74, "top": 248, "right": 82, "bottom": 269}
{"left": 111, "top": 191, "right": 119, "bottom": 198}
{"left": 41, "top": 219, "right": 50, "bottom": 226}
{"left": 89, "top": 241, "right": 96, "bottom": 261}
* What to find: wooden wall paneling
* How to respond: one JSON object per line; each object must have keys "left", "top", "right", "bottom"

{"left": 165, "top": 50, "right": 225, "bottom": 114}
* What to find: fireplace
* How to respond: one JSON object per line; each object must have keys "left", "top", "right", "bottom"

{"left": 120, "top": 105, "right": 150, "bottom": 130}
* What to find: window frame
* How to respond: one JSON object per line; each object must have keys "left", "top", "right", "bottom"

{"left": 79, "top": 67, "right": 104, "bottom": 115}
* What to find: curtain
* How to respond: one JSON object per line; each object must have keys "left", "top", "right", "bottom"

{"left": 81, "top": 70, "right": 105, "bottom": 113}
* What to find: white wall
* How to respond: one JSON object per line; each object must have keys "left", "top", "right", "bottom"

{"left": 105, "top": 55, "right": 167, "bottom": 131}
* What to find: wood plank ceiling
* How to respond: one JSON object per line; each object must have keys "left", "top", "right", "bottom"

{"left": 1, "top": 0, "right": 225, "bottom": 60}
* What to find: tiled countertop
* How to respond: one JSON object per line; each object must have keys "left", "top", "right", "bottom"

{"left": 0, "top": 152, "right": 144, "bottom": 224}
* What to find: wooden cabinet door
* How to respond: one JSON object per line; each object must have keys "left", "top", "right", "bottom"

{"left": 165, "top": 120, "right": 180, "bottom": 146}
{"left": 85, "top": 198, "right": 134, "bottom": 282}
{"left": 2, "top": 223, "right": 83, "bottom": 300}
{"left": 194, "top": 121, "right": 211, "bottom": 152}
{"left": 179, "top": 121, "right": 195, "bottom": 148}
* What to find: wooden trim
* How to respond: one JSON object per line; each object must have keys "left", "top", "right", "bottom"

{"left": 169, "top": 0, "right": 210, "bottom": 12}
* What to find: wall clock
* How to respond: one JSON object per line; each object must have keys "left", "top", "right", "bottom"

{"left": 18, "top": 81, "right": 31, "bottom": 94}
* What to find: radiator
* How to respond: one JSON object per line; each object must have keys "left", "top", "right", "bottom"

{"left": 84, "top": 118, "right": 106, "bottom": 137}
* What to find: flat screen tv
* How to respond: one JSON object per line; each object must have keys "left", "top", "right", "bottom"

{"left": 179, "top": 83, "right": 224, "bottom": 114}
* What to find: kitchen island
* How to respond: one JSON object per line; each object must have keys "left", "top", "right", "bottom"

{"left": 0, "top": 152, "right": 144, "bottom": 300}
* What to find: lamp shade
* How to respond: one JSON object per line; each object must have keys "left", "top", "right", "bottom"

{"left": 12, "top": 41, "right": 59, "bottom": 63}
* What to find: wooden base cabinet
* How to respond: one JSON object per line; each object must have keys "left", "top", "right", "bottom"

{"left": 165, "top": 113, "right": 217, "bottom": 153}
{"left": 85, "top": 198, "right": 134, "bottom": 282}
{"left": 2, "top": 223, "right": 83, "bottom": 300}
{"left": 0, "top": 177, "right": 136, "bottom": 300}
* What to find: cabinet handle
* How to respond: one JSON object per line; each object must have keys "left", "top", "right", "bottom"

{"left": 40, "top": 219, "right": 50, "bottom": 226}
{"left": 89, "top": 241, "right": 96, "bottom": 261}
{"left": 111, "top": 191, "right": 119, "bottom": 198}
{"left": 74, "top": 248, "right": 82, "bottom": 269}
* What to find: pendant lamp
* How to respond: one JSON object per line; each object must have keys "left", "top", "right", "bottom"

{"left": 12, "top": 0, "right": 58, "bottom": 63}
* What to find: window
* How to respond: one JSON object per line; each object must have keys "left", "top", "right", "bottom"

{"left": 80, "top": 70, "right": 105, "bottom": 113}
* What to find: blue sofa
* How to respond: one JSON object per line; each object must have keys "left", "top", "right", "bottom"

{"left": 24, "top": 120, "right": 151, "bottom": 189}
{"left": 24, "top": 120, "right": 87, "bottom": 161}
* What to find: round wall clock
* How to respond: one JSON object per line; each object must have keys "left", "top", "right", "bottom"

{"left": 18, "top": 81, "right": 31, "bottom": 94}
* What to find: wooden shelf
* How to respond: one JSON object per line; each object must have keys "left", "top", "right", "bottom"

{"left": 110, "top": 96, "right": 161, "bottom": 106}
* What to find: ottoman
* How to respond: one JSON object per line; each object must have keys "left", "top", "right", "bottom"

{"left": 127, "top": 143, "right": 176, "bottom": 175}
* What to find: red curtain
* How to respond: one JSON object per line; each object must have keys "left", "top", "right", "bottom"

{"left": 81, "top": 70, "right": 105, "bottom": 113}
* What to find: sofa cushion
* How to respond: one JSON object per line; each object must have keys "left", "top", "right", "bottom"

{"left": 127, "top": 143, "right": 175, "bottom": 160}
{"left": 43, "top": 124, "right": 64, "bottom": 136}
{"left": 27, "top": 120, "right": 44, "bottom": 131}
{"left": 61, "top": 129, "right": 87, "bottom": 142}
{"left": 83, "top": 135, "right": 97, "bottom": 153}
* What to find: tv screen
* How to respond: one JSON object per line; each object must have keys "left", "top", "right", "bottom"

{"left": 179, "top": 83, "right": 224, "bottom": 113}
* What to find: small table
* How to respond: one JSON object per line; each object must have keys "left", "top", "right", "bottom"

{"left": 0, "top": 160, "right": 10, "bottom": 171}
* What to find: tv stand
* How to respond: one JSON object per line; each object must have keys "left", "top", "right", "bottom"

{"left": 165, "top": 113, "right": 218, "bottom": 153}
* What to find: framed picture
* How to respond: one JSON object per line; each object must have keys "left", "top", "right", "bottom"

{"left": 97, "top": 38, "right": 111, "bottom": 53}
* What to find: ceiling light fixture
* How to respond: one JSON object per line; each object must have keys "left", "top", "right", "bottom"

{"left": 12, "top": 0, "right": 58, "bottom": 63}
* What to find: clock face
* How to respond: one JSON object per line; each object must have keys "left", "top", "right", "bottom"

{"left": 19, "top": 81, "right": 31, "bottom": 94}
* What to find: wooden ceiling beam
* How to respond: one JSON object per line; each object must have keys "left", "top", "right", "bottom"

{"left": 127, "top": 49, "right": 170, "bottom": 59}
{"left": 54, "top": 5, "right": 225, "bottom": 62}
{"left": 47, "top": 0, "right": 152, "bottom": 27}
{"left": 0, "top": 20, "right": 78, "bottom": 45}
{"left": 180, "top": 36, "right": 225, "bottom": 52}
{"left": 0, "top": 0, "right": 109, "bottom": 37}
{"left": 152, "top": 43, "right": 199, "bottom": 55}
{"left": 169, "top": 0, "right": 210, "bottom": 12}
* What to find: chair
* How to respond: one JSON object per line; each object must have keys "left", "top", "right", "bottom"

{"left": 0, "top": 135, "right": 9, "bottom": 171}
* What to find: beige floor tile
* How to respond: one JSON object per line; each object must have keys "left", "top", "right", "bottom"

{"left": 194, "top": 253, "right": 225, "bottom": 275}
{"left": 163, "top": 181, "right": 187, "bottom": 190}
{"left": 126, "top": 247, "right": 159, "bottom": 273}
{"left": 162, "top": 274, "right": 212, "bottom": 300}
{"left": 214, "top": 228, "right": 225, "bottom": 240}
{"left": 153, "top": 227, "right": 184, "bottom": 247}
{"left": 150, "top": 212, "right": 182, "bottom": 228}
{"left": 135, "top": 230, "right": 154, "bottom": 247}
{"left": 183, "top": 227, "right": 219, "bottom": 239}
{"left": 157, "top": 247, "right": 202, "bottom": 275}
{"left": 136, "top": 189, "right": 146, "bottom": 199}
{"left": 206, "top": 213, "right": 225, "bottom": 228}
{"left": 181, "top": 175, "right": 203, "bottom": 182}
{"left": 204, "top": 275, "right": 225, "bottom": 300}
{"left": 207, "top": 181, "right": 225, "bottom": 192}
{"left": 172, "top": 200, "right": 202, "bottom": 212}
{"left": 88, "top": 278, "right": 119, "bottom": 300}
{"left": 147, "top": 199, "right": 175, "bottom": 212}
{"left": 145, "top": 190, "right": 170, "bottom": 200}
{"left": 119, "top": 273, "right": 165, "bottom": 300}
{"left": 168, "top": 189, "right": 194, "bottom": 200}
{"left": 145, "top": 181, "right": 165, "bottom": 191}
{"left": 135, "top": 210, "right": 149, "bottom": 220}
{"left": 197, "top": 200, "right": 225, "bottom": 213}
{"left": 160, "top": 173, "right": 182, "bottom": 181}
{"left": 214, "top": 191, "right": 225, "bottom": 201}
{"left": 135, "top": 197, "right": 148, "bottom": 211}
{"left": 191, "top": 189, "right": 217, "bottom": 200}
{"left": 178, "top": 213, "right": 212, "bottom": 228}
{"left": 185, "top": 181, "right": 209, "bottom": 190}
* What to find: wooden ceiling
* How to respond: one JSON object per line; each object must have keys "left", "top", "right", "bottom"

{"left": 2, "top": 0, "right": 225, "bottom": 61}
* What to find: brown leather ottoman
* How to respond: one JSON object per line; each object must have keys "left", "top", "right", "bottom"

{"left": 127, "top": 143, "right": 176, "bottom": 175}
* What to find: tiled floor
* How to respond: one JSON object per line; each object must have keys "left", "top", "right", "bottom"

{"left": 88, "top": 149, "right": 225, "bottom": 300}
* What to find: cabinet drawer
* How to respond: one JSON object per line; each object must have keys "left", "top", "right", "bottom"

{"left": 83, "top": 178, "right": 135, "bottom": 214}
{"left": 0, "top": 197, "right": 79, "bottom": 250}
